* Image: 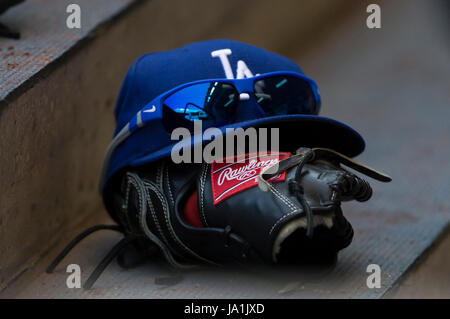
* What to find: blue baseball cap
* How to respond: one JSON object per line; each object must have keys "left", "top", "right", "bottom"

{"left": 101, "top": 39, "right": 365, "bottom": 194}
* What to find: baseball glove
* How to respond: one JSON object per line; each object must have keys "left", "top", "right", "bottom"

{"left": 47, "top": 147, "right": 391, "bottom": 288}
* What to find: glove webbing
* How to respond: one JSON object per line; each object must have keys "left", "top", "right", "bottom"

{"left": 259, "top": 147, "right": 392, "bottom": 238}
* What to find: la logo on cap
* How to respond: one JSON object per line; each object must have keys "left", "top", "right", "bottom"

{"left": 211, "top": 49, "right": 255, "bottom": 79}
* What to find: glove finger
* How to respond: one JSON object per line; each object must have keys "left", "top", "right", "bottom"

{"left": 343, "top": 174, "right": 372, "bottom": 202}
{"left": 332, "top": 173, "right": 372, "bottom": 202}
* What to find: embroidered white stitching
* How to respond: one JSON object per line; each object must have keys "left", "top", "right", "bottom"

{"left": 269, "top": 208, "right": 302, "bottom": 236}
{"left": 142, "top": 181, "right": 171, "bottom": 248}
{"left": 268, "top": 184, "right": 302, "bottom": 236}
{"left": 147, "top": 173, "right": 212, "bottom": 263}
{"left": 199, "top": 163, "right": 209, "bottom": 227}
{"left": 156, "top": 163, "right": 163, "bottom": 187}
{"left": 125, "top": 172, "right": 145, "bottom": 230}
{"left": 165, "top": 165, "right": 175, "bottom": 206}
{"left": 272, "top": 186, "right": 298, "bottom": 211}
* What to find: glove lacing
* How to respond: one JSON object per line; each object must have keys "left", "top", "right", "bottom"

{"left": 46, "top": 174, "right": 195, "bottom": 290}
{"left": 46, "top": 221, "right": 188, "bottom": 289}
{"left": 258, "top": 148, "right": 316, "bottom": 238}
{"left": 46, "top": 224, "right": 132, "bottom": 289}
{"left": 288, "top": 149, "right": 316, "bottom": 238}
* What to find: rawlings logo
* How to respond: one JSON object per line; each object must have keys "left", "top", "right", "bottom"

{"left": 217, "top": 158, "right": 280, "bottom": 186}
{"left": 211, "top": 152, "right": 290, "bottom": 205}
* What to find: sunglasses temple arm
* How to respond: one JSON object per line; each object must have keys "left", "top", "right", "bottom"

{"left": 98, "top": 123, "right": 131, "bottom": 193}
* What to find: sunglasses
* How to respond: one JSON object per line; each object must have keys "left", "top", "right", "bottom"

{"left": 158, "top": 71, "right": 320, "bottom": 132}
{"left": 100, "top": 72, "right": 320, "bottom": 189}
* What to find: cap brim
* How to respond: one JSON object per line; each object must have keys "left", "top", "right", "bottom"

{"left": 130, "top": 114, "right": 365, "bottom": 167}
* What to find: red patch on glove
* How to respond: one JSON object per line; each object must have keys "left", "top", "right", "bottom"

{"left": 210, "top": 152, "right": 290, "bottom": 205}
{"left": 182, "top": 190, "right": 203, "bottom": 227}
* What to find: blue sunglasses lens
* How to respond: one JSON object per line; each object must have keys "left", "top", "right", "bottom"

{"left": 254, "top": 75, "right": 316, "bottom": 116}
{"left": 163, "top": 82, "right": 238, "bottom": 131}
